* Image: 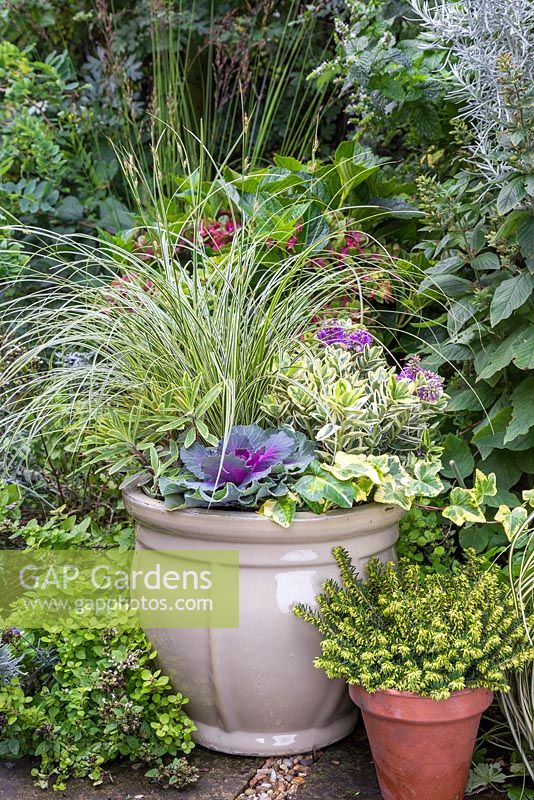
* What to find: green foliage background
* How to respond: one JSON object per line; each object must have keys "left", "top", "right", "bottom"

{"left": 0, "top": 0, "right": 533, "bottom": 792}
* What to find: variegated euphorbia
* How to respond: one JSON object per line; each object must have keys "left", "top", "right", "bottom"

{"left": 261, "top": 321, "right": 446, "bottom": 459}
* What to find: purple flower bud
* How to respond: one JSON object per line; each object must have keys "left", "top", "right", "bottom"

{"left": 396, "top": 356, "right": 444, "bottom": 401}
{"left": 316, "top": 325, "right": 347, "bottom": 346}
{"left": 316, "top": 325, "right": 373, "bottom": 352}
{"left": 346, "top": 328, "right": 373, "bottom": 352}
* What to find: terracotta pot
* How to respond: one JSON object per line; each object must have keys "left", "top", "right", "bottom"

{"left": 123, "top": 485, "right": 403, "bottom": 756}
{"left": 349, "top": 685, "right": 493, "bottom": 800}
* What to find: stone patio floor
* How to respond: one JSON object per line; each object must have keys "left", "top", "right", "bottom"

{"left": 0, "top": 722, "right": 506, "bottom": 800}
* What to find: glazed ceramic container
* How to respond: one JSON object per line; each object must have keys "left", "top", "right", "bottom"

{"left": 124, "top": 485, "right": 403, "bottom": 756}
{"left": 350, "top": 685, "right": 494, "bottom": 800}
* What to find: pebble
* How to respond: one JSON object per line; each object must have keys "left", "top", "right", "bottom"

{"left": 235, "top": 752, "right": 319, "bottom": 800}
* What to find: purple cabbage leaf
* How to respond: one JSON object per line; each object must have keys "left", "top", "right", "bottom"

{"left": 159, "top": 424, "right": 315, "bottom": 510}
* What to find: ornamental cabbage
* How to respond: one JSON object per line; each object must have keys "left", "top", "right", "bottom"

{"left": 159, "top": 425, "right": 315, "bottom": 510}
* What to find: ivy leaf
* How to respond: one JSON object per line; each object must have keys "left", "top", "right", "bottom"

{"left": 373, "top": 475, "right": 413, "bottom": 510}
{"left": 505, "top": 376, "right": 534, "bottom": 444}
{"left": 442, "top": 487, "right": 486, "bottom": 526}
{"left": 494, "top": 505, "right": 528, "bottom": 541}
{"left": 440, "top": 434, "right": 475, "bottom": 480}
{"left": 522, "top": 488, "right": 534, "bottom": 507}
{"left": 472, "top": 470, "right": 497, "bottom": 503}
{"left": 490, "top": 273, "right": 534, "bottom": 327}
{"left": 293, "top": 472, "right": 354, "bottom": 509}
{"left": 259, "top": 495, "right": 297, "bottom": 528}
{"left": 325, "top": 453, "right": 381, "bottom": 484}
{"left": 408, "top": 461, "right": 444, "bottom": 497}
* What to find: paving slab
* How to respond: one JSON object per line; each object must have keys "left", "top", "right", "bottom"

{"left": 0, "top": 747, "right": 262, "bottom": 800}
{"left": 0, "top": 725, "right": 512, "bottom": 800}
{"left": 298, "top": 724, "right": 382, "bottom": 800}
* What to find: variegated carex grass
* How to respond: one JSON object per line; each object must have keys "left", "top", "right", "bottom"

{"left": 0, "top": 143, "right": 450, "bottom": 481}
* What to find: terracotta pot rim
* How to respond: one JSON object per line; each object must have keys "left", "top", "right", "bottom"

{"left": 352, "top": 686, "right": 489, "bottom": 700}
{"left": 349, "top": 684, "right": 494, "bottom": 725}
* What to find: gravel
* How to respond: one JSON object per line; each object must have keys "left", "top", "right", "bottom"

{"left": 235, "top": 754, "right": 317, "bottom": 800}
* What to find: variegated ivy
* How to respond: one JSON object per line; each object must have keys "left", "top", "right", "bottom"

{"left": 259, "top": 452, "right": 444, "bottom": 527}
{"left": 440, "top": 470, "right": 534, "bottom": 541}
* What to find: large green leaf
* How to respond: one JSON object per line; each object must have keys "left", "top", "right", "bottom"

{"left": 447, "top": 300, "right": 477, "bottom": 338}
{"left": 334, "top": 142, "right": 381, "bottom": 196}
{"left": 518, "top": 214, "right": 534, "bottom": 260}
{"left": 55, "top": 195, "right": 84, "bottom": 222}
{"left": 421, "top": 273, "right": 473, "bottom": 299}
{"left": 440, "top": 434, "right": 475, "bottom": 480}
{"left": 446, "top": 384, "right": 498, "bottom": 412}
{"left": 517, "top": 449, "right": 534, "bottom": 473}
{"left": 273, "top": 154, "right": 305, "bottom": 172}
{"left": 459, "top": 525, "right": 490, "bottom": 553}
{"left": 504, "top": 376, "right": 534, "bottom": 443}
{"left": 512, "top": 326, "right": 534, "bottom": 369}
{"left": 471, "top": 251, "right": 500, "bottom": 270}
{"left": 472, "top": 406, "right": 512, "bottom": 457}
{"left": 497, "top": 176, "right": 526, "bottom": 215}
{"left": 98, "top": 197, "right": 134, "bottom": 234}
{"left": 477, "top": 334, "right": 516, "bottom": 379}
{"left": 489, "top": 273, "right": 534, "bottom": 326}
{"left": 478, "top": 450, "right": 521, "bottom": 490}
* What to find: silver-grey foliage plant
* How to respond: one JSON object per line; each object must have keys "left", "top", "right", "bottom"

{"left": 410, "top": 0, "right": 534, "bottom": 177}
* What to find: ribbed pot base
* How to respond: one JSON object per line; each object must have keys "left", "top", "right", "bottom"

{"left": 193, "top": 707, "right": 358, "bottom": 756}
